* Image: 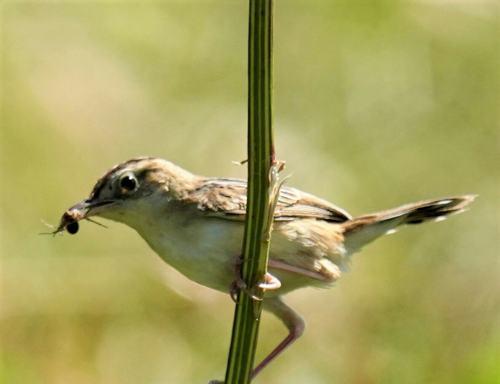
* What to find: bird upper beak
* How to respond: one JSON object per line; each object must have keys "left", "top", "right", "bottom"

{"left": 54, "top": 199, "right": 116, "bottom": 234}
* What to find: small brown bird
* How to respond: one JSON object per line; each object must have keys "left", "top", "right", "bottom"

{"left": 54, "top": 157, "right": 475, "bottom": 379}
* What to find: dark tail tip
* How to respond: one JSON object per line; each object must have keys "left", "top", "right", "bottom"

{"left": 405, "top": 194, "right": 476, "bottom": 225}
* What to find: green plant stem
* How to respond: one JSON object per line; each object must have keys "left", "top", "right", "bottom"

{"left": 224, "top": 0, "right": 275, "bottom": 383}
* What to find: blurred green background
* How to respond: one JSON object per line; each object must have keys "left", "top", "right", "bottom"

{"left": 1, "top": 1, "right": 499, "bottom": 383}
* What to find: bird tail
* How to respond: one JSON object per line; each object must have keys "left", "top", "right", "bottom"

{"left": 342, "top": 195, "right": 476, "bottom": 254}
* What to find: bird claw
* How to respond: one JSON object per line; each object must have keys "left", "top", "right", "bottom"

{"left": 258, "top": 272, "right": 281, "bottom": 291}
{"left": 229, "top": 272, "right": 281, "bottom": 303}
{"left": 229, "top": 277, "right": 247, "bottom": 303}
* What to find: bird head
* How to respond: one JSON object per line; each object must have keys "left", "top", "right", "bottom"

{"left": 53, "top": 157, "right": 198, "bottom": 234}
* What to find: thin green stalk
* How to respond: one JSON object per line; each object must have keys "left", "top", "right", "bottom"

{"left": 224, "top": 0, "right": 275, "bottom": 383}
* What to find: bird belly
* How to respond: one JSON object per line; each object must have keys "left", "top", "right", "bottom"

{"left": 136, "top": 214, "right": 345, "bottom": 295}
{"left": 138, "top": 216, "right": 244, "bottom": 292}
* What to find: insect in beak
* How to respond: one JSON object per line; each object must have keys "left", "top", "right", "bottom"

{"left": 42, "top": 199, "right": 114, "bottom": 236}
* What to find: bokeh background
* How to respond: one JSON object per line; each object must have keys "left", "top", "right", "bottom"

{"left": 1, "top": 1, "right": 499, "bottom": 383}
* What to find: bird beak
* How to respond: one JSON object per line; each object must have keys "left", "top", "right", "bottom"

{"left": 54, "top": 199, "right": 116, "bottom": 234}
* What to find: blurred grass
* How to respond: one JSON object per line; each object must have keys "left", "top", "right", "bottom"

{"left": 1, "top": 1, "right": 499, "bottom": 383}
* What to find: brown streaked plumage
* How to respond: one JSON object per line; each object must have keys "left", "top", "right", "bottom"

{"left": 53, "top": 157, "right": 476, "bottom": 380}
{"left": 188, "top": 177, "right": 351, "bottom": 222}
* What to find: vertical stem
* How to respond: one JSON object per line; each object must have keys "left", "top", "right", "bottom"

{"left": 224, "top": 0, "right": 275, "bottom": 383}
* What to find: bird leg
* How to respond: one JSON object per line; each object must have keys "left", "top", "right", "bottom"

{"left": 209, "top": 298, "right": 303, "bottom": 383}
{"left": 251, "top": 297, "right": 305, "bottom": 379}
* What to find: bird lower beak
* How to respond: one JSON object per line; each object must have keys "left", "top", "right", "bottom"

{"left": 54, "top": 199, "right": 116, "bottom": 234}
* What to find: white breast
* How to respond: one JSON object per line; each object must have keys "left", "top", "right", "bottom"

{"left": 137, "top": 211, "right": 245, "bottom": 292}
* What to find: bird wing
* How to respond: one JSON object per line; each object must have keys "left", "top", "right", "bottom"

{"left": 187, "top": 178, "right": 351, "bottom": 222}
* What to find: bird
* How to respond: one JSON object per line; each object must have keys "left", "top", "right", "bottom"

{"left": 53, "top": 156, "right": 475, "bottom": 379}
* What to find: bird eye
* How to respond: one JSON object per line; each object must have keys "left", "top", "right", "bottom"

{"left": 119, "top": 173, "right": 138, "bottom": 193}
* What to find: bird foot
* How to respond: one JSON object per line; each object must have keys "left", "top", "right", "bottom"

{"left": 230, "top": 272, "right": 281, "bottom": 302}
